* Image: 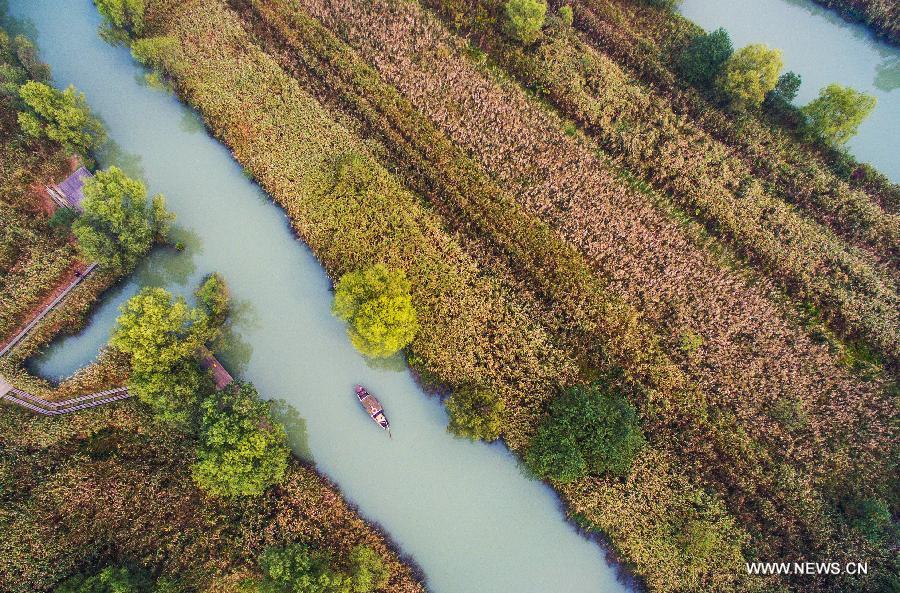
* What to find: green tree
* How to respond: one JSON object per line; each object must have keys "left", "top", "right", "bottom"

{"left": 348, "top": 546, "right": 390, "bottom": 593}
{"left": 130, "top": 36, "right": 178, "bottom": 72}
{"left": 677, "top": 28, "right": 733, "bottom": 88}
{"left": 12, "top": 34, "right": 50, "bottom": 82}
{"left": 112, "top": 287, "right": 211, "bottom": 424}
{"left": 47, "top": 206, "right": 79, "bottom": 238}
{"left": 72, "top": 166, "right": 172, "bottom": 271}
{"left": 17, "top": 81, "right": 105, "bottom": 156}
{"left": 192, "top": 383, "right": 289, "bottom": 498}
{"left": 641, "top": 0, "right": 680, "bottom": 9}
{"left": 95, "top": 0, "right": 146, "bottom": 39}
{"left": 445, "top": 385, "right": 505, "bottom": 442}
{"left": 802, "top": 83, "right": 877, "bottom": 145}
{"left": 525, "top": 383, "right": 645, "bottom": 482}
{"left": 54, "top": 567, "right": 153, "bottom": 593}
{"left": 332, "top": 264, "right": 418, "bottom": 358}
{"left": 768, "top": 71, "right": 801, "bottom": 104}
{"left": 195, "top": 272, "right": 230, "bottom": 324}
{"left": 249, "top": 544, "right": 351, "bottom": 593}
{"left": 503, "top": 0, "right": 547, "bottom": 45}
{"left": 717, "top": 44, "right": 783, "bottom": 108}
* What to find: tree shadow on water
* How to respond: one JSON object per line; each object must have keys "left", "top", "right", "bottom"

{"left": 269, "top": 399, "right": 313, "bottom": 462}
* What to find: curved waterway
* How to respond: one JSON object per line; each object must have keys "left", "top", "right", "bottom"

{"left": 8, "top": 2, "right": 631, "bottom": 592}
{"left": 679, "top": 0, "right": 900, "bottom": 182}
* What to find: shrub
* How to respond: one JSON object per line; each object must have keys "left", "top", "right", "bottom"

{"left": 250, "top": 544, "right": 350, "bottom": 593}
{"left": 445, "top": 385, "right": 505, "bottom": 441}
{"left": 845, "top": 497, "right": 892, "bottom": 543}
{"left": 95, "top": 0, "right": 147, "bottom": 39}
{"left": 641, "top": 0, "right": 680, "bottom": 9}
{"left": 47, "top": 207, "right": 79, "bottom": 238}
{"left": 718, "top": 44, "right": 783, "bottom": 108}
{"left": 677, "top": 28, "right": 733, "bottom": 88}
{"left": 192, "top": 382, "right": 289, "bottom": 498}
{"left": 526, "top": 383, "right": 645, "bottom": 482}
{"left": 195, "top": 272, "right": 230, "bottom": 324}
{"left": 349, "top": 545, "right": 390, "bottom": 593}
{"left": 802, "top": 83, "right": 877, "bottom": 145}
{"left": 17, "top": 81, "right": 105, "bottom": 156}
{"left": 111, "top": 287, "right": 211, "bottom": 425}
{"left": 503, "top": 0, "right": 547, "bottom": 45}
{"left": 12, "top": 34, "right": 50, "bottom": 82}
{"left": 332, "top": 263, "right": 418, "bottom": 358}
{"left": 130, "top": 36, "right": 178, "bottom": 73}
{"left": 557, "top": 5, "right": 573, "bottom": 27}
{"left": 72, "top": 166, "right": 172, "bottom": 271}
{"left": 54, "top": 567, "right": 153, "bottom": 593}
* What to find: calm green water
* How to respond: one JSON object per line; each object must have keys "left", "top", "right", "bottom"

{"left": 8, "top": 2, "right": 631, "bottom": 592}
{"left": 679, "top": 0, "right": 900, "bottom": 182}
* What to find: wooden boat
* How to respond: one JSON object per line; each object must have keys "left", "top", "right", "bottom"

{"left": 355, "top": 384, "right": 390, "bottom": 433}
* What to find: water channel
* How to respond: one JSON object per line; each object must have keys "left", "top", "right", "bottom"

{"left": 7, "top": 1, "right": 631, "bottom": 592}
{"left": 679, "top": 0, "right": 900, "bottom": 182}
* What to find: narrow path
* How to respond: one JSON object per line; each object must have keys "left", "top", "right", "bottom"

{"left": 0, "top": 262, "right": 99, "bottom": 357}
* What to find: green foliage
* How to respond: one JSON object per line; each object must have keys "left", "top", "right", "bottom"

{"left": 503, "top": 0, "right": 547, "bottom": 45}
{"left": 111, "top": 287, "right": 211, "bottom": 424}
{"left": 130, "top": 36, "right": 178, "bottom": 73}
{"left": 445, "top": 385, "right": 505, "bottom": 441}
{"left": 94, "top": 0, "right": 146, "bottom": 39}
{"left": 677, "top": 28, "right": 733, "bottom": 88}
{"left": 802, "top": 83, "right": 877, "bottom": 145}
{"left": 332, "top": 262, "right": 418, "bottom": 358}
{"left": 17, "top": 81, "right": 105, "bottom": 156}
{"left": 846, "top": 497, "right": 892, "bottom": 543}
{"left": 11, "top": 34, "right": 49, "bottom": 82}
{"left": 72, "top": 166, "right": 172, "bottom": 271}
{"left": 348, "top": 546, "right": 390, "bottom": 593}
{"left": 47, "top": 206, "right": 79, "bottom": 238}
{"left": 195, "top": 272, "right": 229, "bottom": 324}
{"left": 192, "top": 382, "right": 289, "bottom": 498}
{"left": 54, "top": 567, "right": 153, "bottom": 593}
{"left": 768, "top": 71, "right": 801, "bottom": 104}
{"left": 526, "top": 383, "right": 645, "bottom": 482}
{"left": 717, "top": 44, "right": 783, "bottom": 108}
{"left": 250, "top": 544, "right": 351, "bottom": 593}
{"left": 641, "top": 0, "right": 680, "bottom": 9}
{"left": 557, "top": 5, "right": 573, "bottom": 27}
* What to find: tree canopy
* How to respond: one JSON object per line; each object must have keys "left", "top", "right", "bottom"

{"left": 95, "top": 0, "right": 147, "bottom": 40}
{"left": 111, "top": 287, "right": 211, "bottom": 425}
{"left": 445, "top": 385, "right": 505, "bottom": 442}
{"left": 525, "top": 383, "right": 645, "bottom": 483}
{"left": 248, "top": 544, "right": 350, "bottom": 593}
{"left": 802, "top": 83, "right": 877, "bottom": 145}
{"left": 677, "top": 28, "right": 733, "bottom": 88}
{"left": 195, "top": 272, "right": 230, "bottom": 324}
{"left": 192, "top": 382, "right": 289, "bottom": 498}
{"left": 503, "top": 0, "right": 547, "bottom": 45}
{"left": 332, "top": 264, "right": 418, "bottom": 358}
{"left": 717, "top": 44, "right": 783, "bottom": 108}
{"left": 72, "top": 166, "right": 172, "bottom": 271}
{"left": 54, "top": 567, "right": 154, "bottom": 593}
{"left": 17, "top": 81, "right": 105, "bottom": 156}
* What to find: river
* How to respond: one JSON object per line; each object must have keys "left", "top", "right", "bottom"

{"left": 679, "top": 0, "right": 900, "bottom": 182}
{"left": 6, "top": 2, "right": 631, "bottom": 593}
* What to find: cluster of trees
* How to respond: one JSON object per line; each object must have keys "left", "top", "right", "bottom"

{"left": 112, "top": 285, "right": 289, "bottom": 498}
{"left": 445, "top": 384, "right": 505, "bottom": 441}
{"left": 677, "top": 28, "right": 877, "bottom": 144}
{"left": 73, "top": 166, "right": 173, "bottom": 271}
{"left": 525, "top": 383, "right": 645, "bottom": 483}
{"left": 244, "top": 544, "right": 390, "bottom": 593}
{"left": 17, "top": 81, "right": 105, "bottom": 157}
{"left": 332, "top": 264, "right": 418, "bottom": 358}
{"left": 54, "top": 566, "right": 177, "bottom": 593}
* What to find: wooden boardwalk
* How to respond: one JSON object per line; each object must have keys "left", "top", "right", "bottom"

{"left": 0, "top": 262, "right": 99, "bottom": 357}
{"left": 0, "top": 382, "right": 131, "bottom": 415}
